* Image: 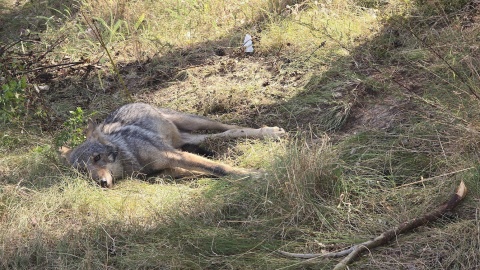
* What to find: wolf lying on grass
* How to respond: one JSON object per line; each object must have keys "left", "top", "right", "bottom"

{"left": 60, "top": 103, "right": 285, "bottom": 188}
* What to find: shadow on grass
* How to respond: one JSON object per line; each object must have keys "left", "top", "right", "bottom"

{"left": 0, "top": 0, "right": 81, "bottom": 42}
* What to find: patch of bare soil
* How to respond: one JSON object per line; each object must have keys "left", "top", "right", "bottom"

{"left": 136, "top": 54, "right": 303, "bottom": 127}
{"left": 346, "top": 96, "right": 414, "bottom": 132}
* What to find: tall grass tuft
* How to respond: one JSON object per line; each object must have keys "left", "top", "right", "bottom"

{"left": 267, "top": 134, "right": 343, "bottom": 228}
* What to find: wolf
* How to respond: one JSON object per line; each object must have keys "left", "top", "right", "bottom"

{"left": 60, "top": 103, "right": 285, "bottom": 188}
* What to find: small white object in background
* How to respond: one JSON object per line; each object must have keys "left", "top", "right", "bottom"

{"left": 244, "top": 34, "right": 254, "bottom": 53}
{"left": 34, "top": 84, "right": 50, "bottom": 93}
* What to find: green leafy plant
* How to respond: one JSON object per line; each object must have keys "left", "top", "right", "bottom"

{"left": 94, "top": 15, "right": 129, "bottom": 43}
{"left": 55, "top": 107, "right": 95, "bottom": 147}
{"left": 0, "top": 76, "right": 27, "bottom": 122}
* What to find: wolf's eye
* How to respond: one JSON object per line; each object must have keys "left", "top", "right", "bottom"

{"left": 93, "top": 154, "right": 101, "bottom": 162}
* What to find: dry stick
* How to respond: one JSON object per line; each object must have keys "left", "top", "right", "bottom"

{"left": 333, "top": 180, "right": 467, "bottom": 270}
{"left": 281, "top": 17, "right": 471, "bottom": 270}
{"left": 35, "top": 35, "right": 66, "bottom": 62}
{"left": 0, "top": 39, "right": 22, "bottom": 56}
{"left": 278, "top": 181, "right": 467, "bottom": 270}
{"left": 19, "top": 61, "right": 86, "bottom": 74}
{"left": 0, "top": 38, "right": 42, "bottom": 56}
{"left": 277, "top": 247, "right": 354, "bottom": 260}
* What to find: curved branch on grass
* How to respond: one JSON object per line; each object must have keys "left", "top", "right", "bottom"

{"left": 278, "top": 181, "right": 467, "bottom": 270}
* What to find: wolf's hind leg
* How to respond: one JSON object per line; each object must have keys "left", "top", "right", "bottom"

{"left": 159, "top": 109, "right": 239, "bottom": 132}
{"left": 180, "top": 127, "right": 286, "bottom": 145}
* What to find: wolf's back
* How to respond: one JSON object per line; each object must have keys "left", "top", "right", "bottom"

{"left": 100, "top": 103, "right": 167, "bottom": 134}
{"left": 96, "top": 103, "right": 180, "bottom": 174}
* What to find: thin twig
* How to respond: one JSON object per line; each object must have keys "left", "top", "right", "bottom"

{"left": 403, "top": 23, "right": 480, "bottom": 101}
{"left": 35, "top": 35, "right": 66, "bottom": 62}
{"left": 18, "top": 61, "right": 86, "bottom": 74}
{"left": 277, "top": 246, "right": 354, "bottom": 259}
{"left": 0, "top": 40, "right": 22, "bottom": 56}
{"left": 0, "top": 38, "right": 41, "bottom": 56}
{"left": 396, "top": 167, "right": 474, "bottom": 188}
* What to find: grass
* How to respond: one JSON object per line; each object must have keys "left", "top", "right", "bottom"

{"left": 2, "top": 0, "right": 480, "bottom": 269}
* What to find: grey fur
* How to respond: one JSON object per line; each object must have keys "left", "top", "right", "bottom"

{"left": 61, "top": 103, "right": 285, "bottom": 188}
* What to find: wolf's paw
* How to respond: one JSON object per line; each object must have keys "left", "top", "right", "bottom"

{"left": 232, "top": 168, "right": 267, "bottom": 180}
{"left": 260, "top": 126, "right": 286, "bottom": 139}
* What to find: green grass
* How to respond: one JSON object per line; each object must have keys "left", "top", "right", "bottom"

{"left": 2, "top": 0, "right": 480, "bottom": 269}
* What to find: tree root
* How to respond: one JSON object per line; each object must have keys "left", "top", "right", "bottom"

{"left": 278, "top": 181, "right": 467, "bottom": 270}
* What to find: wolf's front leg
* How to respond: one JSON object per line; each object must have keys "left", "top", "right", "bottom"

{"left": 163, "top": 150, "right": 250, "bottom": 177}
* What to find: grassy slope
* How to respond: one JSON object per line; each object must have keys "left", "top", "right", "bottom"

{"left": 1, "top": 0, "right": 480, "bottom": 269}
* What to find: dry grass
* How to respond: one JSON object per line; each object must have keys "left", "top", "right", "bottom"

{"left": 1, "top": 0, "right": 480, "bottom": 269}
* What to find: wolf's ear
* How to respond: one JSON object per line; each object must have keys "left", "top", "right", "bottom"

{"left": 86, "top": 119, "right": 96, "bottom": 138}
{"left": 59, "top": 146, "right": 72, "bottom": 163}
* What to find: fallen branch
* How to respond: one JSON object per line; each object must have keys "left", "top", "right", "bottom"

{"left": 0, "top": 38, "right": 41, "bottom": 57}
{"left": 278, "top": 181, "right": 467, "bottom": 270}
{"left": 19, "top": 61, "right": 87, "bottom": 74}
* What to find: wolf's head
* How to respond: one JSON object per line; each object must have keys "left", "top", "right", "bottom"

{"left": 60, "top": 121, "right": 120, "bottom": 188}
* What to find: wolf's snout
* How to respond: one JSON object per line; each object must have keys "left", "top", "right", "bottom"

{"left": 100, "top": 179, "right": 108, "bottom": 188}
{"left": 92, "top": 168, "right": 113, "bottom": 188}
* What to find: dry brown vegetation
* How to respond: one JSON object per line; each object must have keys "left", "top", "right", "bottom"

{"left": 1, "top": 0, "right": 480, "bottom": 269}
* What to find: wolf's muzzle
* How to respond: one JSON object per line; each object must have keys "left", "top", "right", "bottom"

{"left": 100, "top": 179, "right": 109, "bottom": 188}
